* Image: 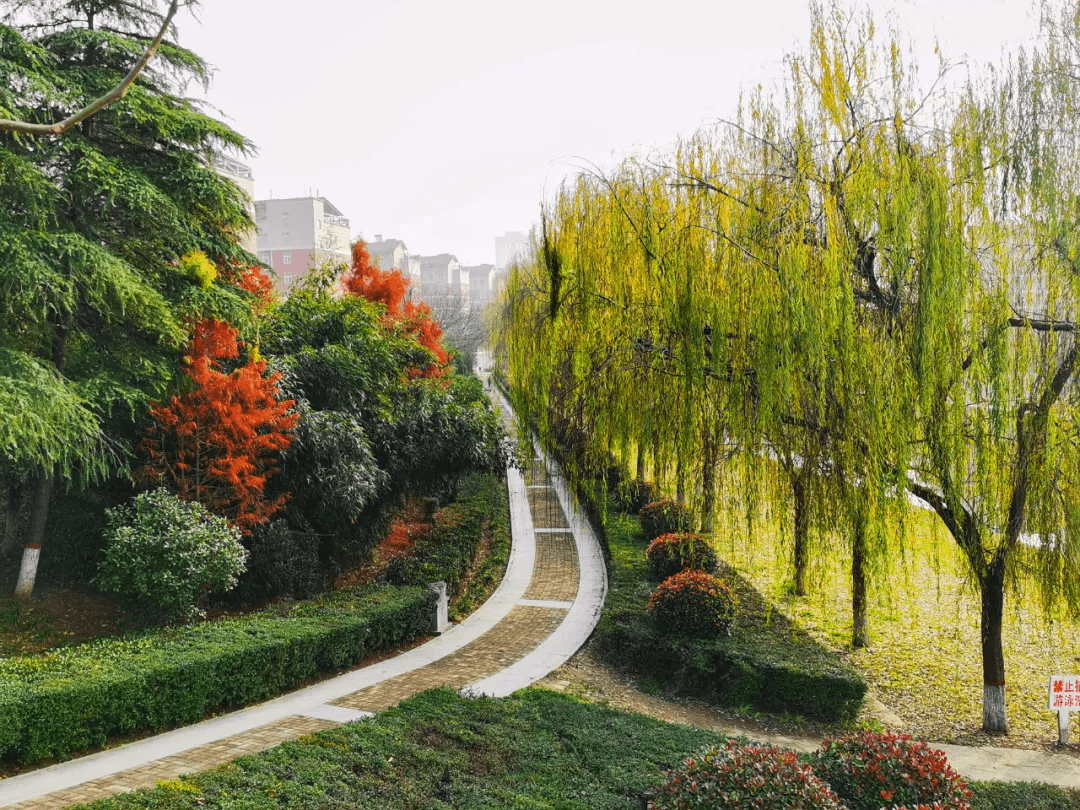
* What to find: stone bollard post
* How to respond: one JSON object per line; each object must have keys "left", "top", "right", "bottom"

{"left": 428, "top": 581, "right": 449, "bottom": 634}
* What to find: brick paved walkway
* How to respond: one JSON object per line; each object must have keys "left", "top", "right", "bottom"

{"left": 0, "top": 382, "right": 608, "bottom": 810}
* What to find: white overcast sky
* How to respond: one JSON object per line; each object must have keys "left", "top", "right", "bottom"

{"left": 175, "top": 1, "right": 1039, "bottom": 267}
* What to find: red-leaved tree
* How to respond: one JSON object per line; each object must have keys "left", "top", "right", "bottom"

{"left": 220, "top": 262, "right": 275, "bottom": 313}
{"left": 342, "top": 240, "right": 449, "bottom": 377}
{"left": 138, "top": 318, "right": 298, "bottom": 534}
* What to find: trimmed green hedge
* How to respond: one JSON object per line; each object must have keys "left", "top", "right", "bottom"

{"left": 0, "top": 586, "right": 433, "bottom": 764}
{"left": 592, "top": 508, "right": 867, "bottom": 724}
{"left": 391, "top": 474, "right": 507, "bottom": 612}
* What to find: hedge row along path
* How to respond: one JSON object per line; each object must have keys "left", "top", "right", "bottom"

{"left": 0, "top": 384, "right": 607, "bottom": 810}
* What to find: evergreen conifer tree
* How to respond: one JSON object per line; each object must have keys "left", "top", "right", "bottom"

{"left": 0, "top": 0, "right": 256, "bottom": 597}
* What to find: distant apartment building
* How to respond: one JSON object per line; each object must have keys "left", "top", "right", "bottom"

{"left": 462, "top": 264, "right": 496, "bottom": 310}
{"left": 366, "top": 235, "right": 409, "bottom": 273}
{"left": 418, "top": 253, "right": 468, "bottom": 310}
{"left": 255, "top": 196, "right": 351, "bottom": 292}
{"left": 494, "top": 230, "right": 530, "bottom": 272}
{"left": 212, "top": 154, "right": 257, "bottom": 255}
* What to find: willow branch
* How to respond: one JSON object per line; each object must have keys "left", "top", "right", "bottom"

{"left": 0, "top": 0, "right": 179, "bottom": 136}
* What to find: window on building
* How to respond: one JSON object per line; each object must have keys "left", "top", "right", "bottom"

{"left": 284, "top": 274, "right": 293, "bottom": 286}
{"left": 283, "top": 231, "right": 290, "bottom": 244}
{"left": 282, "top": 212, "right": 289, "bottom": 225}
{"left": 283, "top": 253, "right": 292, "bottom": 265}
{"left": 255, "top": 202, "right": 266, "bottom": 219}
{"left": 258, "top": 251, "right": 271, "bottom": 265}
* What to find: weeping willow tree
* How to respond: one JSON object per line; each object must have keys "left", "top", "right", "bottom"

{"left": 497, "top": 0, "right": 1080, "bottom": 734}
{"left": 674, "top": 1, "right": 1080, "bottom": 731}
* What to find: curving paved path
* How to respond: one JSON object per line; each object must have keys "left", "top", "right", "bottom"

{"left": 0, "top": 386, "right": 607, "bottom": 810}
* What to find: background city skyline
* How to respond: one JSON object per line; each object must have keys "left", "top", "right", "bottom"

{"left": 179, "top": 0, "right": 1038, "bottom": 266}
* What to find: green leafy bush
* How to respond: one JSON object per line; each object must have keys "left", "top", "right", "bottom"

{"left": 96, "top": 488, "right": 248, "bottom": 621}
{"left": 236, "top": 520, "right": 325, "bottom": 602}
{"left": 638, "top": 498, "right": 691, "bottom": 541}
{"left": 646, "top": 532, "right": 719, "bottom": 581}
{"left": 650, "top": 741, "right": 846, "bottom": 809}
{"left": 0, "top": 586, "right": 432, "bottom": 764}
{"left": 648, "top": 569, "right": 736, "bottom": 638}
{"left": 810, "top": 730, "right": 973, "bottom": 810}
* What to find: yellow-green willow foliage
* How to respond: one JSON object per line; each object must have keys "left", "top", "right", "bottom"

{"left": 496, "top": 0, "right": 1080, "bottom": 734}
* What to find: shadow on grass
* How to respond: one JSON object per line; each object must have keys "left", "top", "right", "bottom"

{"left": 591, "top": 505, "right": 867, "bottom": 725}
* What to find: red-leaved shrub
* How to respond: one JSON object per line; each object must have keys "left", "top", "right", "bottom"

{"left": 648, "top": 569, "right": 736, "bottom": 638}
{"left": 649, "top": 741, "right": 846, "bottom": 810}
{"left": 810, "top": 730, "right": 972, "bottom": 810}
{"left": 638, "top": 498, "right": 691, "bottom": 541}
{"left": 646, "top": 532, "right": 719, "bottom": 581}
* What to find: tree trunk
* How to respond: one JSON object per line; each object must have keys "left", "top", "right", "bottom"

{"left": 652, "top": 434, "right": 662, "bottom": 488}
{"left": 676, "top": 457, "right": 686, "bottom": 504}
{"left": 701, "top": 434, "right": 716, "bottom": 534}
{"left": 636, "top": 439, "right": 646, "bottom": 481}
{"left": 851, "top": 519, "right": 869, "bottom": 648}
{"left": 792, "top": 472, "right": 809, "bottom": 597}
{"left": 980, "top": 556, "right": 1008, "bottom": 733}
{"left": 0, "top": 479, "right": 29, "bottom": 556}
{"left": 13, "top": 471, "right": 53, "bottom": 600}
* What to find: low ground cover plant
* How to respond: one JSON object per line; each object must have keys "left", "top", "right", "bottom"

{"left": 96, "top": 488, "right": 249, "bottom": 622}
{"left": 0, "top": 586, "right": 432, "bottom": 764}
{"left": 648, "top": 569, "right": 736, "bottom": 637}
{"left": 646, "top": 532, "right": 720, "bottom": 580}
{"left": 651, "top": 741, "right": 847, "bottom": 809}
{"left": 638, "top": 498, "right": 692, "bottom": 541}
{"left": 811, "top": 730, "right": 973, "bottom": 810}
{"left": 65, "top": 688, "right": 733, "bottom": 809}
{"left": 62, "top": 686, "right": 1058, "bottom": 810}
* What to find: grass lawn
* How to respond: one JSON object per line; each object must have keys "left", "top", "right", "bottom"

{"left": 709, "top": 485, "right": 1080, "bottom": 749}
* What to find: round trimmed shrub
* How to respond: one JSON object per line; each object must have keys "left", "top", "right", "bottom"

{"left": 650, "top": 741, "right": 846, "bottom": 810}
{"left": 616, "top": 478, "right": 657, "bottom": 514}
{"left": 646, "top": 532, "right": 719, "bottom": 581}
{"left": 97, "top": 488, "right": 248, "bottom": 622}
{"left": 638, "top": 498, "right": 691, "bottom": 541}
{"left": 648, "top": 569, "right": 736, "bottom": 638}
{"left": 810, "top": 730, "right": 973, "bottom": 810}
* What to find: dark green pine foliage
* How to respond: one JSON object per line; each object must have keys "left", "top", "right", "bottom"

{"left": 0, "top": 0, "right": 257, "bottom": 596}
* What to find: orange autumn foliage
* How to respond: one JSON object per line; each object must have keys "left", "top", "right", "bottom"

{"left": 220, "top": 263, "right": 275, "bottom": 312}
{"left": 342, "top": 240, "right": 409, "bottom": 316}
{"left": 138, "top": 318, "right": 298, "bottom": 535}
{"left": 342, "top": 240, "right": 449, "bottom": 378}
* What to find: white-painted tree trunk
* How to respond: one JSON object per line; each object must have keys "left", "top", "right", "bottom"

{"left": 13, "top": 545, "right": 40, "bottom": 600}
{"left": 13, "top": 471, "right": 52, "bottom": 600}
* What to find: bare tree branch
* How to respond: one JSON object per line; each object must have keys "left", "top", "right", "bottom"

{"left": 0, "top": 0, "right": 178, "bottom": 136}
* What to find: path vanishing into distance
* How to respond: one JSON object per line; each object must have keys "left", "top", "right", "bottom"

{"left": 0, "top": 382, "right": 1077, "bottom": 808}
